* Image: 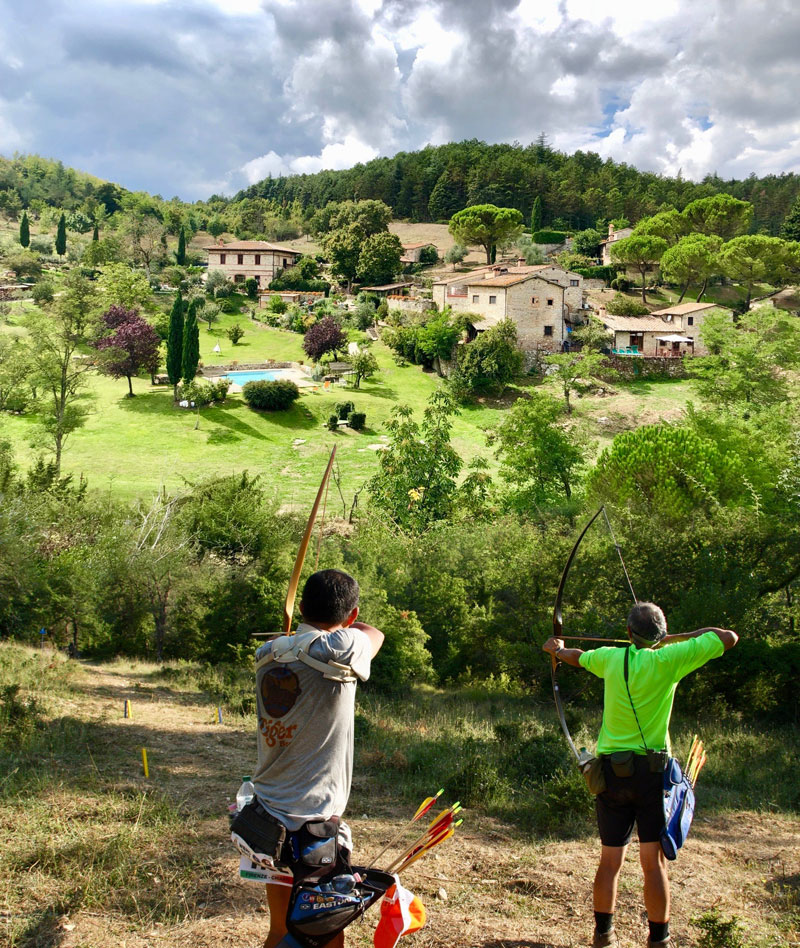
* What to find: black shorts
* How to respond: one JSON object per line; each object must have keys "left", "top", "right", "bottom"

{"left": 596, "top": 755, "right": 664, "bottom": 847}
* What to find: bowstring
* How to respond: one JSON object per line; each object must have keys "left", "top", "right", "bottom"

{"left": 601, "top": 507, "right": 638, "bottom": 604}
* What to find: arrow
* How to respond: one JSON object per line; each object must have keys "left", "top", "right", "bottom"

{"left": 393, "top": 821, "right": 462, "bottom": 873}
{"left": 386, "top": 805, "right": 461, "bottom": 872}
{"left": 367, "top": 789, "right": 444, "bottom": 868}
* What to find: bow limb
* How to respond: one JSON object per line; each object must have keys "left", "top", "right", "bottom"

{"left": 551, "top": 506, "right": 605, "bottom": 764}
{"left": 282, "top": 446, "right": 337, "bottom": 634}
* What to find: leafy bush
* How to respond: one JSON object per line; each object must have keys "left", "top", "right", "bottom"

{"left": 242, "top": 378, "right": 300, "bottom": 411}
{"left": 348, "top": 411, "right": 366, "bottom": 430}
{"left": 610, "top": 276, "right": 631, "bottom": 291}
{"left": 605, "top": 292, "right": 648, "bottom": 316}
{"left": 418, "top": 245, "right": 439, "bottom": 264}
{"left": 31, "top": 281, "right": 55, "bottom": 304}
{"left": 532, "top": 229, "right": 568, "bottom": 244}
{"left": 226, "top": 322, "right": 245, "bottom": 345}
{"left": 327, "top": 414, "right": 339, "bottom": 431}
{"left": 220, "top": 298, "right": 240, "bottom": 314}
{"left": 268, "top": 295, "right": 287, "bottom": 314}
{"left": 244, "top": 277, "right": 258, "bottom": 300}
{"left": 573, "top": 265, "right": 617, "bottom": 284}
{"left": 335, "top": 400, "right": 354, "bottom": 420}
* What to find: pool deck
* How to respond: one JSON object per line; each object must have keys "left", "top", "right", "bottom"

{"left": 202, "top": 362, "right": 315, "bottom": 392}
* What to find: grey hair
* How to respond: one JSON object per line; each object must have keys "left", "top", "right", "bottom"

{"left": 627, "top": 601, "right": 667, "bottom": 646}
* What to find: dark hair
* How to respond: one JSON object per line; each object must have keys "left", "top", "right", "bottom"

{"left": 300, "top": 569, "right": 360, "bottom": 625}
{"left": 627, "top": 601, "right": 667, "bottom": 647}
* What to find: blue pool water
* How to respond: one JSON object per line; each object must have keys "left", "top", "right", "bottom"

{"left": 224, "top": 369, "right": 293, "bottom": 385}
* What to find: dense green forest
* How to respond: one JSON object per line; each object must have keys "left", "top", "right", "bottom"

{"left": 4, "top": 143, "right": 800, "bottom": 239}
{"left": 234, "top": 139, "right": 800, "bottom": 235}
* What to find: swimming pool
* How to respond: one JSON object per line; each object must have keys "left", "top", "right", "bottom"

{"left": 224, "top": 369, "right": 295, "bottom": 385}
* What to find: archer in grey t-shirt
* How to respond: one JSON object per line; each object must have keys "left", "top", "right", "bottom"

{"left": 252, "top": 623, "right": 372, "bottom": 832}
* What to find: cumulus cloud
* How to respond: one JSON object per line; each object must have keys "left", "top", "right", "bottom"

{"left": 0, "top": 0, "right": 798, "bottom": 198}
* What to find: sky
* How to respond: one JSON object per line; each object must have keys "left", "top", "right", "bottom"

{"left": 1, "top": 0, "right": 799, "bottom": 201}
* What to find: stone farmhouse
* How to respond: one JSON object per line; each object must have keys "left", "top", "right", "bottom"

{"left": 432, "top": 264, "right": 588, "bottom": 357}
{"left": 400, "top": 242, "right": 437, "bottom": 264}
{"left": 598, "top": 301, "right": 730, "bottom": 356}
{"left": 206, "top": 240, "right": 301, "bottom": 287}
{"left": 599, "top": 222, "right": 633, "bottom": 265}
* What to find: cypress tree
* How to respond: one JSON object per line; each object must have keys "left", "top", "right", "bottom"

{"left": 531, "top": 196, "right": 542, "bottom": 234}
{"left": 19, "top": 211, "right": 30, "bottom": 247}
{"left": 176, "top": 225, "right": 186, "bottom": 265}
{"left": 166, "top": 291, "right": 184, "bottom": 399}
{"left": 92, "top": 224, "right": 99, "bottom": 241}
{"left": 182, "top": 298, "right": 200, "bottom": 384}
{"left": 55, "top": 213, "right": 67, "bottom": 256}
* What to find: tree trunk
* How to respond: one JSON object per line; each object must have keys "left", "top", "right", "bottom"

{"left": 173, "top": 383, "right": 178, "bottom": 401}
{"left": 640, "top": 266, "right": 648, "bottom": 304}
{"left": 695, "top": 277, "right": 708, "bottom": 302}
{"left": 127, "top": 375, "right": 134, "bottom": 397}
{"left": 677, "top": 281, "right": 689, "bottom": 304}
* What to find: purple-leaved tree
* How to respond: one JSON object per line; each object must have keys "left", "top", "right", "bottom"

{"left": 302, "top": 316, "right": 347, "bottom": 362}
{"left": 94, "top": 305, "right": 162, "bottom": 397}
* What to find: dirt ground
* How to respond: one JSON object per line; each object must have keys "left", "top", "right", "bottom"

{"left": 45, "top": 662, "right": 800, "bottom": 948}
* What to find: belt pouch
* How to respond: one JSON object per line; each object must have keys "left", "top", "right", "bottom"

{"left": 609, "top": 751, "right": 635, "bottom": 777}
{"left": 296, "top": 817, "right": 340, "bottom": 868}
{"left": 230, "top": 800, "right": 286, "bottom": 859}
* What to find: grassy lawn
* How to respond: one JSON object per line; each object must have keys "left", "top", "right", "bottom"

{"left": 0, "top": 296, "right": 701, "bottom": 505}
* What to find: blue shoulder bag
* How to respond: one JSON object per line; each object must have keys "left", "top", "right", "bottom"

{"left": 624, "top": 648, "right": 696, "bottom": 861}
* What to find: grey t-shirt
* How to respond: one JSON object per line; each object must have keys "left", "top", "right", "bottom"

{"left": 252, "top": 623, "right": 372, "bottom": 832}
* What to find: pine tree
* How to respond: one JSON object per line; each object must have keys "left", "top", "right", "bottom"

{"left": 19, "top": 212, "right": 30, "bottom": 248}
{"left": 182, "top": 298, "right": 200, "bottom": 384}
{"left": 780, "top": 195, "right": 800, "bottom": 241}
{"left": 176, "top": 226, "right": 186, "bottom": 265}
{"left": 55, "top": 213, "right": 67, "bottom": 256}
{"left": 166, "top": 291, "right": 184, "bottom": 399}
{"left": 92, "top": 224, "right": 99, "bottom": 242}
{"left": 531, "top": 196, "right": 542, "bottom": 234}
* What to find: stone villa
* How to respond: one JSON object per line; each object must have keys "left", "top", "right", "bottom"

{"left": 598, "top": 301, "right": 731, "bottom": 356}
{"left": 432, "top": 264, "right": 588, "bottom": 356}
{"left": 206, "top": 240, "right": 301, "bottom": 286}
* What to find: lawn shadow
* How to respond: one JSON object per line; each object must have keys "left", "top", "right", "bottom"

{"left": 355, "top": 381, "right": 399, "bottom": 400}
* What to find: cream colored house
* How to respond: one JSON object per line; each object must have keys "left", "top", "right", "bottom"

{"left": 432, "top": 264, "right": 587, "bottom": 354}
{"left": 599, "top": 223, "right": 634, "bottom": 265}
{"left": 648, "top": 302, "right": 726, "bottom": 356}
{"left": 599, "top": 302, "right": 730, "bottom": 356}
{"left": 400, "top": 242, "right": 437, "bottom": 264}
{"left": 206, "top": 240, "right": 301, "bottom": 286}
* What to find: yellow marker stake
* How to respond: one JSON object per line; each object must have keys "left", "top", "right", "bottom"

{"left": 142, "top": 748, "right": 149, "bottom": 778}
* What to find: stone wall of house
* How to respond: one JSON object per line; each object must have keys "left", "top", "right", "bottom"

{"left": 386, "top": 296, "right": 428, "bottom": 314}
{"left": 505, "top": 280, "right": 564, "bottom": 353}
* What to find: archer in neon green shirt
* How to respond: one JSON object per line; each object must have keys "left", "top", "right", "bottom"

{"left": 543, "top": 601, "right": 738, "bottom": 948}
{"left": 579, "top": 633, "right": 724, "bottom": 755}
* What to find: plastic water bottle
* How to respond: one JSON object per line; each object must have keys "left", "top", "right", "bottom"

{"left": 236, "top": 775, "right": 255, "bottom": 812}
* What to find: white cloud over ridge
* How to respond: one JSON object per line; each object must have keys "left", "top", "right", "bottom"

{"left": 0, "top": 0, "right": 798, "bottom": 199}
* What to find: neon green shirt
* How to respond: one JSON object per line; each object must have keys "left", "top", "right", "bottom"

{"left": 579, "top": 632, "right": 724, "bottom": 755}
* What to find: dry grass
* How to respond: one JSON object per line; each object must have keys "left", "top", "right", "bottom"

{"left": 2, "top": 649, "right": 798, "bottom": 948}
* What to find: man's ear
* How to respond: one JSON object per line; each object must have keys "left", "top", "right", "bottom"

{"left": 342, "top": 606, "right": 359, "bottom": 627}
{"left": 298, "top": 600, "right": 306, "bottom": 617}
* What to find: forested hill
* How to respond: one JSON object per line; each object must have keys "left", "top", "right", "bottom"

{"left": 235, "top": 139, "right": 800, "bottom": 235}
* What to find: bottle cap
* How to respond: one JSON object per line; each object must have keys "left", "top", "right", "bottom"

{"left": 242, "top": 775, "right": 252, "bottom": 782}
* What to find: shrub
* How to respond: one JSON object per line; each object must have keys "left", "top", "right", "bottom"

{"left": 532, "top": 229, "right": 568, "bottom": 244}
{"left": 242, "top": 378, "right": 300, "bottom": 411}
{"left": 31, "top": 281, "right": 55, "bottom": 304}
{"left": 29, "top": 234, "right": 53, "bottom": 255}
{"left": 335, "top": 400, "right": 354, "bottom": 420}
{"left": 226, "top": 322, "right": 245, "bottom": 345}
{"left": 605, "top": 292, "right": 648, "bottom": 316}
{"left": 573, "top": 265, "right": 617, "bottom": 285}
{"left": 268, "top": 296, "right": 287, "bottom": 314}
{"left": 326, "top": 414, "right": 339, "bottom": 431}
{"left": 610, "top": 276, "right": 631, "bottom": 291}
{"left": 244, "top": 277, "right": 258, "bottom": 300}
{"left": 348, "top": 411, "right": 366, "bottom": 430}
